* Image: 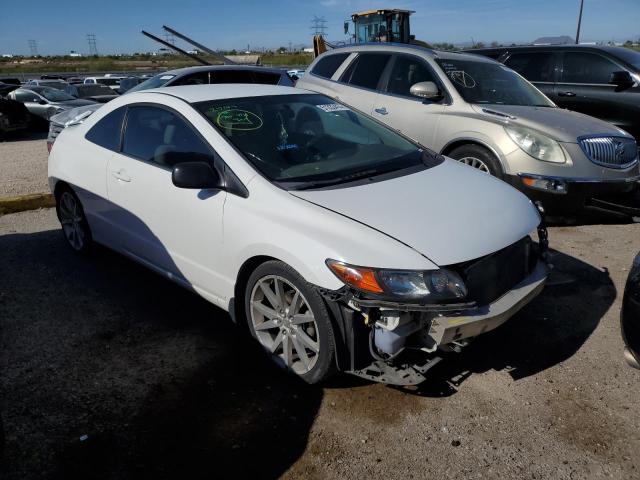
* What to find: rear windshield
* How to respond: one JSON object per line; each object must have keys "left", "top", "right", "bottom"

{"left": 78, "top": 85, "right": 114, "bottom": 96}
{"left": 195, "top": 93, "right": 440, "bottom": 189}
{"left": 96, "top": 78, "right": 121, "bottom": 86}
{"left": 128, "top": 73, "right": 176, "bottom": 92}
{"left": 435, "top": 58, "right": 555, "bottom": 107}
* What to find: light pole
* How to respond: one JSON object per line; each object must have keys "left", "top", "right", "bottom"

{"left": 575, "top": 0, "right": 584, "bottom": 44}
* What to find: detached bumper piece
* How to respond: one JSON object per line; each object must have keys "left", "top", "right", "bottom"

{"left": 323, "top": 236, "right": 550, "bottom": 386}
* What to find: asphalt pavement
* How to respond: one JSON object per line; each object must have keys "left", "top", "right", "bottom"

{"left": 1, "top": 208, "right": 639, "bottom": 479}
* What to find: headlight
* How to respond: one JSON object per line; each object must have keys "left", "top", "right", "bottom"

{"left": 505, "top": 125, "right": 565, "bottom": 163}
{"left": 326, "top": 260, "right": 467, "bottom": 301}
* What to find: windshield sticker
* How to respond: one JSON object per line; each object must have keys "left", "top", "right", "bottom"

{"left": 216, "top": 109, "right": 263, "bottom": 130}
{"left": 276, "top": 143, "right": 299, "bottom": 151}
{"left": 316, "top": 103, "right": 350, "bottom": 113}
{"left": 449, "top": 70, "right": 476, "bottom": 88}
{"left": 160, "top": 75, "right": 175, "bottom": 80}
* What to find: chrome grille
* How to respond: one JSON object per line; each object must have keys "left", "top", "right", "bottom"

{"left": 579, "top": 136, "right": 638, "bottom": 169}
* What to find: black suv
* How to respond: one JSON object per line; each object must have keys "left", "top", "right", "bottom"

{"left": 468, "top": 45, "right": 640, "bottom": 139}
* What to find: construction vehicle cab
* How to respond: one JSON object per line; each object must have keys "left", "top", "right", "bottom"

{"left": 350, "top": 9, "right": 414, "bottom": 44}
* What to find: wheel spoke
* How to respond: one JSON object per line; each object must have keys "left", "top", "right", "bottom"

{"left": 296, "top": 328, "right": 319, "bottom": 353}
{"left": 282, "top": 334, "right": 292, "bottom": 367}
{"left": 254, "top": 318, "right": 279, "bottom": 331}
{"left": 291, "top": 334, "right": 310, "bottom": 370}
{"left": 251, "top": 301, "right": 278, "bottom": 319}
{"left": 259, "top": 282, "right": 281, "bottom": 309}
{"left": 292, "top": 313, "right": 314, "bottom": 325}
{"left": 270, "top": 331, "right": 284, "bottom": 353}
{"left": 289, "top": 290, "right": 301, "bottom": 313}
{"left": 273, "top": 278, "right": 285, "bottom": 309}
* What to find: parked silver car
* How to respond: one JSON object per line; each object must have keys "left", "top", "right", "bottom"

{"left": 297, "top": 44, "right": 639, "bottom": 213}
{"left": 8, "top": 87, "right": 96, "bottom": 121}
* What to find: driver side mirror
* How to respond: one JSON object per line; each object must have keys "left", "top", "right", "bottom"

{"left": 609, "top": 71, "right": 634, "bottom": 87}
{"left": 172, "top": 161, "right": 224, "bottom": 190}
{"left": 409, "top": 81, "right": 443, "bottom": 101}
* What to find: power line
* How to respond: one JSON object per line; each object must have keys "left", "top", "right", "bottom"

{"left": 87, "top": 33, "right": 98, "bottom": 55}
{"left": 28, "top": 39, "right": 38, "bottom": 56}
{"left": 310, "top": 15, "right": 328, "bottom": 37}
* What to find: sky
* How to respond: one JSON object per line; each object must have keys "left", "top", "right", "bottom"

{"left": 0, "top": 0, "right": 639, "bottom": 55}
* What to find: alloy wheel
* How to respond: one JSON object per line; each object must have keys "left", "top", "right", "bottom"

{"left": 458, "top": 156, "right": 491, "bottom": 174}
{"left": 58, "top": 191, "right": 86, "bottom": 251}
{"left": 250, "top": 275, "right": 320, "bottom": 375}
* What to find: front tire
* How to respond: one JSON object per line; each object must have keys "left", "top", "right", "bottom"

{"left": 55, "top": 186, "right": 93, "bottom": 253}
{"left": 244, "top": 260, "right": 336, "bottom": 384}
{"left": 448, "top": 144, "right": 504, "bottom": 179}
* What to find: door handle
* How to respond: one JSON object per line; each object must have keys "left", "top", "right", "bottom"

{"left": 557, "top": 91, "right": 576, "bottom": 97}
{"left": 374, "top": 107, "right": 388, "bottom": 115}
{"left": 111, "top": 169, "right": 131, "bottom": 182}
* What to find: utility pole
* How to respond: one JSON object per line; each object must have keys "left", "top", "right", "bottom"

{"left": 28, "top": 39, "right": 38, "bottom": 56}
{"left": 310, "top": 15, "right": 328, "bottom": 38}
{"left": 575, "top": 0, "right": 584, "bottom": 44}
{"left": 87, "top": 34, "right": 98, "bottom": 56}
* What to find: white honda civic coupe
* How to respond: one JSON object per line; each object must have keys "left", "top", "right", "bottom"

{"left": 48, "top": 84, "right": 549, "bottom": 385}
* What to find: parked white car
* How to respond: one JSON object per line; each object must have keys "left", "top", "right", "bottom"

{"left": 48, "top": 84, "right": 549, "bottom": 385}
{"left": 83, "top": 76, "right": 126, "bottom": 92}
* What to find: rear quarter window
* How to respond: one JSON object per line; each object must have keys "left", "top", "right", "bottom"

{"left": 85, "top": 107, "right": 126, "bottom": 151}
{"left": 311, "top": 53, "right": 350, "bottom": 79}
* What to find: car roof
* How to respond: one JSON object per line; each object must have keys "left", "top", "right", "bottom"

{"left": 325, "top": 43, "right": 497, "bottom": 63}
{"left": 466, "top": 44, "right": 635, "bottom": 55}
{"left": 158, "top": 65, "right": 288, "bottom": 77}
{"left": 140, "top": 84, "right": 306, "bottom": 103}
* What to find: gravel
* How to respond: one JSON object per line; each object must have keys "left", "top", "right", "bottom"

{"left": 1, "top": 208, "right": 639, "bottom": 479}
{"left": 0, "top": 133, "right": 49, "bottom": 197}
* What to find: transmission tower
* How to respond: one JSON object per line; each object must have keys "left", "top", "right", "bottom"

{"left": 28, "top": 40, "right": 38, "bottom": 56}
{"left": 310, "top": 15, "right": 328, "bottom": 37}
{"left": 87, "top": 34, "right": 98, "bottom": 55}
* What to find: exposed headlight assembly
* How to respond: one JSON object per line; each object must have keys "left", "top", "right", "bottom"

{"left": 326, "top": 260, "right": 467, "bottom": 302}
{"left": 505, "top": 125, "right": 565, "bottom": 163}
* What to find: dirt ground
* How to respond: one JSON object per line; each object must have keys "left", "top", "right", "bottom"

{"left": 0, "top": 132, "right": 49, "bottom": 197}
{"left": 0, "top": 207, "right": 639, "bottom": 480}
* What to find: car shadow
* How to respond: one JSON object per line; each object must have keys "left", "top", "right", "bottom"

{"left": 0, "top": 130, "right": 48, "bottom": 142}
{"left": 395, "top": 248, "right": 615, "bottom": 397}
{"left": 0, "top": 227, "right": 322, "bottom": 480}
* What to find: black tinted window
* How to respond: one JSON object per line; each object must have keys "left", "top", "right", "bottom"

{"left": 210, "top": 70, "right": 255, "bottom": 83}
{"left": 386, "top": 55, "right": 438, "bottom": 97}
{"left": 85, "top": 107, "right": 126, "bottom": 151}
{"left": 311, "top": 53, "right": 349, "bottom": 79}
{"left": 122, "top": 106, "right": 214, "bottom": 168}
{"left": 15, "top": 90, "right": 40, "bottom": 102}
{"left": 341, "top": 53, "right": 391, "bottom": 90}
{"left": 172, "top": 72, "right": 210, "bottom": 86}
{"left": 505, "top": 52, "right": 555, "bottom": 82}
{"left": 561, "top": 52, "right": 618, "bottom": 84}
{"left": 251, "top": 71, "right": 282, "bottom": 85}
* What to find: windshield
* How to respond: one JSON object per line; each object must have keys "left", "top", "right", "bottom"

{"left": 40, "top": 88, "right": 75, "bottom": 101}
{"left": 42, "top": 81, "right": 68, "bottom": 90}
{"left": 436, "top": 58, "right": 555, "bottom": 107}
{"left": 615, "top": 48, "right": 640, "bottom": 70}
{"left": 196, "top": 94, "right": 441, "bottom": 189}
{"left": 79, "top": 85, "right": 113, "bottom": 96}
{"left": 128, "top": 73, "right": 175, "bottom": 93}
{"left": 96, "top": 78, "right": 121, "bottom": 86}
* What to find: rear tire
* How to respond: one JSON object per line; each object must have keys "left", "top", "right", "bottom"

{"left": 448, "top": 144, "right": 504, "bottom": 179}
{"left": 55, "top": 186, "right": 93, "bottom": 253}
{"left": 244, "top": 260, "right": 337, "bottom": 384}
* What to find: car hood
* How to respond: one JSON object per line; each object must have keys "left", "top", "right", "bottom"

{"left": 291, "top": 159, "right": 540, "bottom": 266}
{"left": 469, "top": 104, "right": 629, "bottom": 143}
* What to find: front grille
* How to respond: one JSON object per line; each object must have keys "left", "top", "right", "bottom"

{"left": 458, "top": 237, "right": 534, "bottom": 306}
{"left": 579, "top": 136, "right": 638, "bottom": 169}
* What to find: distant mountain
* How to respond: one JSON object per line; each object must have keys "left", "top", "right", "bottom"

{"left": 532, "top": 35, "right": 574, "bottom": 45}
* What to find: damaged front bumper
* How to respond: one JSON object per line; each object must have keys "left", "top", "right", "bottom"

{"left": 320, "top": 242, "right": 550, "bottom": 386}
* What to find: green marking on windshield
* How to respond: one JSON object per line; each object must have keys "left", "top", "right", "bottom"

{"left": 215, "top": 109, "right": 263, "bottom": 130}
